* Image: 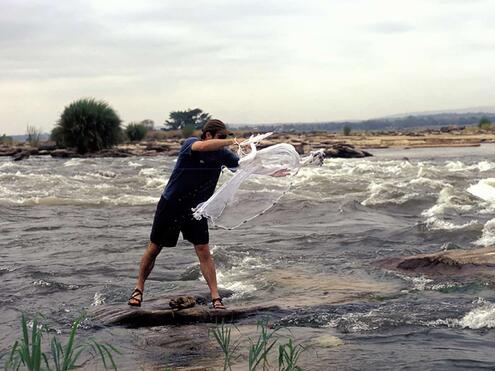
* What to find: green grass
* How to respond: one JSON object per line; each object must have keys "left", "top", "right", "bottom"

{"left": 209, "top": 322, "right": 241, "bottom": 371}
{"left": 4, "top": 314, "right": 120, "bottom": 371}
{"left": 210, "top": 319, "right": 306, "bottom": 371}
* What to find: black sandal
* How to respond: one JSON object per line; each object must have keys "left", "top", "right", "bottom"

{"left": 212, "top": 297, "right": 226, "bottom": 310}
{"left": 128, "top": 288, "right": 143, "bottom": 307}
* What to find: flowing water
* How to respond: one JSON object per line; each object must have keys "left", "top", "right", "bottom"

{"left": 2, "top": 145, "right": 495, "bottom": 370}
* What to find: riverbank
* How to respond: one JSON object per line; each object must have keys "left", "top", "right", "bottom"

{"left": 1, "top": 128, "right": 494, "bottom": 160}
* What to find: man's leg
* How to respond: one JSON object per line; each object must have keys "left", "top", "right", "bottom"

{"left": 129, "top": 241, "right": 162, "bottom": 305}
{"left": 194, "top": 244, "right": 221, "bottom": 300}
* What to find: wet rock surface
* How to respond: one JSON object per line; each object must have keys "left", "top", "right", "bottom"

{"left": 323, "top": 143, "right": 372, "bottom": 158}
{"left": 90, "top": 290, "right": 280, "bottom": 327}
{"left": 377, "top": 245, "right": 495, "bottom": 278}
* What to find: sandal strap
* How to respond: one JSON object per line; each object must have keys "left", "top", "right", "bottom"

{"left": 130, "top": 288, "right": 143, "bottom": 299}
{"left": 212, "top": 297, "right": 223, "bottom": 304}
{"left": 212, "top": 297, "right": 226, "bottom": 309}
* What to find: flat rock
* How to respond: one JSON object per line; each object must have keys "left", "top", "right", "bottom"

{"left": 89, "top": 292, "right": 280, "bottom": 328}
{"left": 377, "top": 245, "right": 495, "bottom": 278}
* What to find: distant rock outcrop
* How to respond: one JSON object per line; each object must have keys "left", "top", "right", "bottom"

{"left": 323, "top": 143, "right": 372, "bottom": 158}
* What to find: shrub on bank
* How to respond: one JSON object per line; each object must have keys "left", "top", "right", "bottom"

{"left": 125, "top": 122, "right": 148, "bottom": 142}
{"left": 343, "top": 125, "right": 352, "bottom": 136}
{"left": 479, "top": 117, "right": 492, "bottom": 130}
{"left": 52, "top": 98, "right": 123, "bottom": 154}
{"left": 0, "top": 134, "right": 13, "bottom": 145}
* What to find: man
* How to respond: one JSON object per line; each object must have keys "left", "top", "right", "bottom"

{"left": 128, "top": 119, "right": 241, "bottom": 309}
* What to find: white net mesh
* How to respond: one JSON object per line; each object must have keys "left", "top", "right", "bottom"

{"left": 192, "top": 134, "right": 325, "bottom": 229}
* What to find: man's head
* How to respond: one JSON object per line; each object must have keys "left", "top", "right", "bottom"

{"left": 201, "top": 119, "right": 233, "bottom": 140}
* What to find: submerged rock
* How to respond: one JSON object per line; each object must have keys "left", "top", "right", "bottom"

{"left": 12, "top": 151, "right": 31, "bottom": 161}
{"left": 312, "top": 334, "right": 344, "bottom": 348}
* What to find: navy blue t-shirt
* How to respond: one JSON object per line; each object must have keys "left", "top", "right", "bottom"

{"left": 162, "top": 137, "right": 239, "bottom": 210}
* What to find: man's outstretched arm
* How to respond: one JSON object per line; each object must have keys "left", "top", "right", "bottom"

{"left": 191, "top": 138, "right": 240, "bottom": 152}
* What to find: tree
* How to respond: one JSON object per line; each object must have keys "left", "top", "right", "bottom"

{"left": 125, "top": 122, "right": 149, "bottom": 141}
{"left": 343, "top": 125, "right": 352, "bottom": 136}
{"left": 479, "top": 117, "right": 492, "bottom": 129}
{"left": 165, "top": 108, "right": 211, "bottom": 130}
{"left": 53, "top": 98, "right": 123, "bottom": 154}
{"left": 140, "top": 119, "right": 154, "bottom": 130}
{"left": 26, "top": 125, "right": 41, "bottom": 147}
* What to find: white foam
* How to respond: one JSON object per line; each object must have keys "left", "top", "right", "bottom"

{"left": 64, "top": 158, "right": 84, "bottom": 167}
{"left": 409, "top": 177, "right": 448, "bottom": 188}
{"left": 477, "top": 161, "right": 495, "bottom": 172}
{"left": 0, "top": 195, "right": 159, "bottom": 206}
{"left": 467, "top": 178, "right": 495, "bottom": 203}
{"left": 128, "top": 161, "right": 143, "bottom": 168}
{"left": 0, "top": 162, "right": 17, "bottom": 170}
{"left": 445, "top": 161, "right": 468, "bottom": 172}
{"left": 445, "top": 160, "right": 495, "bottom": 173}
{"left": 145, "top": 177, "right": 167, "bottom": 189}
{"left": 139, "top": 168, "right": 159, "bottom": 177}
{"left": 422, "top": 186, "right": 473, "bottom": 224}
{"left": 91, "top": 292, "right": 105, "bottom": 306}
{"left": 457, "top": 302, "right": 495, "bottom": 329}
{"left": 421, "top": 186, "right": 454, "bottom": 218}
{"left": 203, "top": 250, "right": 268, "bottom": 299}
{"left": 424, "top": 217, "right": 478, "bottom": 231}
{"left": 474, "top": 218, "right": 495, "bottom": 246}
{"left": 33, "top": 279, "right": 51, "bottom": 287}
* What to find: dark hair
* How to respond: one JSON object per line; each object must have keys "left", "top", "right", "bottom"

{"left": 201, "top": 119, "right": 231, "bottom": 139}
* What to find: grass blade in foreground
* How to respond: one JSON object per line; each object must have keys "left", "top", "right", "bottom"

{"left": 4, "top": 314, "right": 121, "bottom": 371}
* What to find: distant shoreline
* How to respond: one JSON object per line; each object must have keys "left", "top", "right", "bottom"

{"left": 1, "top": 128, "right": 495, "bottom": 159}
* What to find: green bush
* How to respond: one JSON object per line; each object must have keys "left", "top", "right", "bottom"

{"left": 343, "top": 125, "right": 352, "bottom": 136}
{"left": 50, "top": 126, "right": 65, "bottom": 147}
{"left": 478, "top": 117, "right": 492, "bottom": 130}
{"left": 125, "top": 122, "right": 148, "bottom": 142}
{"left": 0, "top": 134, "right": 13, "bottom": 144}
{"left": 53, "top": 98, "right": 123, "bottom": 154}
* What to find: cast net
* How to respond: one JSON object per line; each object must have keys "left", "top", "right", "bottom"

{"left": 192, "top": 133, "right": 325, "bottom": 229}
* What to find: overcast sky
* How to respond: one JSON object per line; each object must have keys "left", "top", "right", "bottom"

{"left": 1, "top": 0, "right": 495, "bottom": 134}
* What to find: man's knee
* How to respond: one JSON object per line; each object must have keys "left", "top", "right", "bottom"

{"left": 146, "top": 242, "right": 162, "bottom": 259}
{"left": 195, "top": 244, "right": 211, "bottom": 261}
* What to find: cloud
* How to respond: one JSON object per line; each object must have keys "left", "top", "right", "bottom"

{"left": 367, "top": 22, "right": 413, "bottom": 34}
{"left": 1, "top": 0, "right": 495, "bottom": 134}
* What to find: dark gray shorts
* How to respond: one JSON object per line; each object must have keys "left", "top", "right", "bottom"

{"left": 150, "top": 197, "right": 209, "bottom": 247}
